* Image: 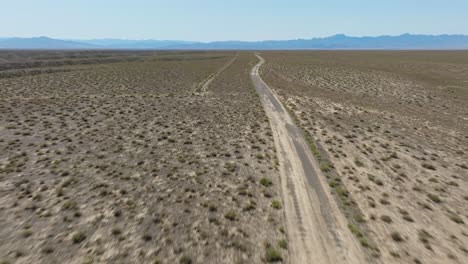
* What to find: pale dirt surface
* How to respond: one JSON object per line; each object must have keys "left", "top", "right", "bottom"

{"left": 252, "top": 54, "right": 367, "bottom": 264}
{"left": 260, "top": 51, "right": 468, "bottom": 264}
{"left": 4, "top": 49, "right": 466, "bottom": 264}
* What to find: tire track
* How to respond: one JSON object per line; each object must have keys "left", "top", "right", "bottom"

{"left": 251, "top": 53, "right": 367, "bottom": 264}
{"left": 194, "top": 53, "right": 238, "bottom": 95}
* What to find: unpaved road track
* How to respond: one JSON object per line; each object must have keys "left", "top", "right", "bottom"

{"left": 251, "top": 54, "right": 367, "bottom": 264}
{"left": 196, "top": 53, "right": 238, "bottom": 94}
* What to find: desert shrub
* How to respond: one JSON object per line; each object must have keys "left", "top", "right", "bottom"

{"left": 427, "top": 193, "right": 442, "bottom": 203}
{"left": 142, "top": 234, "right": 153, "bottom": 241}
{"left": 391, "top": 232, "right": 404, "bottom": 242}
{"left": 380, "top": 215, "right": 392, "bottom": 223}
{"left": 265, "top": 246, "right": 282, "bottom": 262}
{"left": 447, "top": 181, "right": 459, "bottom": 187}
{"left": 320, "top": 162, "right": 332, "bottom": 172}
{"left": 111, "top": 227, "right": 122, "bottom": 236}
{"left": 398, "top": 208, "right": 414, "bottom": 222}
{"left": 71, "top": 231, "right": 86, "bottom": 244}
{"left": 260, "top": 177, "right": 273, "bottom": 187}
{"left": 422, "top": 163, "right": 436, "bottom": 170}
{"left": 278, "top": 239, "right": 287, "bottom": 249}
{"left": 271, "top": 200, "right": 282, "bottom": 209}
{"left": 449, "top": 213, "right": 464, "bottom": 224}
{"left": 418, "top": 229, "right": 432, "bottom": 244}
{"left": 180, "top": 256, "right": 192, "bottom": 264}
{"left": 41, "top": 246, "right": 54, "bottom": 254}
{"left": 328, "top": 180, "right": 339, "bottom": 188}
{"left": 243, "top": 201, "right": 256, "bottom": 211}
{"left": 62, "top": 200, "right": 77, "bottom": 210}
{"left": 335, "top": 186, "right": 348, "bottom": 197}
{"left": 354, "top": 158, "right": 365, "bottom": 167}
{"left": 208, "top": 204, "right": 217, "bottom": 212}
{"left": 56, "top": 187, "right": 64, "bottom": 197}
{"left": 22, "top": 230, "right": 33, "bottom": 238}
{"left": 380, "top": 198, "right": 390, "bottom": 205}
{"left": 224, "top": 210, "right": 237, "bottom": 221}
{"left": 348, "top": 224, "right": 362, "bottom": 237}
{"left": 224, "top": 162, "right": 237, "bottom": 172}
{"left": 279, "top": 227, "right": 285, "bottom": 234}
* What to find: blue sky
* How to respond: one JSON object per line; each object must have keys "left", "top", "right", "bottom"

{"left": 1, "top": 0, "right": 468, "bottom": 41}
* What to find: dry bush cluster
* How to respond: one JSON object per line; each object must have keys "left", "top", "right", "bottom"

{"left": 261, "top": 51, "right": 468, "bottom": 264}
{"left": 0, "top": 51, "right": 286, "bottom": 263}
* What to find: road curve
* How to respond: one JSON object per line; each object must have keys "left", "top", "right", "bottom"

{"left": 251, "top": 54, "right": 367, "bottom": 264}
{"left": 195, "top": 53, "right": 238, "bottom": 94}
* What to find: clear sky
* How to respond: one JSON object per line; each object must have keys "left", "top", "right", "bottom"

{"left": 1, "top": 0, "right": 467, "bottom": 41}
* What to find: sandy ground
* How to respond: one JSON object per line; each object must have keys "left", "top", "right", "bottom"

{"left": 260, "top": 51, "right": 468, "bottom": 264}
{"left": 3, "top": 49, "right": 465, "bottom": 264}
{"left": 0, "top": 51, "right": 287, "bottom": 264}
{"left": 251, "top": 54, "right": 367, "bottom": 264}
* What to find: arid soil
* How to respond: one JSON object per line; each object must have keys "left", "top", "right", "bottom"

{"left": 2, "top": 49, "right": 467, "bottom": 264}
{"left": 260, "top": 51, "right": 468, "bottom": 264}
{"left": 0, "top": 51, "right": 287, "bottom": 264}
{"left": 252, "top": 55, "right": 366, "bottom": 264}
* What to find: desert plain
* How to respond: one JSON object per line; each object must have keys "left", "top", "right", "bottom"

{"left": 0, "top": 50, "right": 467, "bottom": 264}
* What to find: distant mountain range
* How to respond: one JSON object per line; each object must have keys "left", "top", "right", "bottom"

{"left": 0, "top": 37, "right": 97, "bottom": 49}
{"left": 1, "top": 34, "right": 468, "bottom": 50}
{"left": 72, "top": 39, "right": 198, "bottom": 49}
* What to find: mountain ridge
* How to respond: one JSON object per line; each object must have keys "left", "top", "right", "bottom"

{"left": 1, "top": 34, "right": 468, "bottom": 50}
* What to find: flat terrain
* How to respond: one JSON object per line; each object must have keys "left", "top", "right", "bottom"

{"left": 260, "top": 51, "right": 468, "bottom": 264}
{"left": 1, "top": 50, "right": 467, "bottom": 264}
{"left": 252, "top": 55, "right": 366, "bottom": 264}
{"left": 0, "top": 51, "right": 287, "bottom": 264}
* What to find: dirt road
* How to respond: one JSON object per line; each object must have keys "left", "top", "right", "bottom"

{"left": 195, "top": 53, "right": 238, "bottom": 94}
{"left": 251, "top": 54, "right": 367, "bottom": 264}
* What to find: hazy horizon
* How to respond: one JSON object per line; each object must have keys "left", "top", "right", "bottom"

{"left": 3, "top": 33, "right": 468, "bottom": 43}
{"left": 1, "top": 0, "right": 468, "bottom": 42}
